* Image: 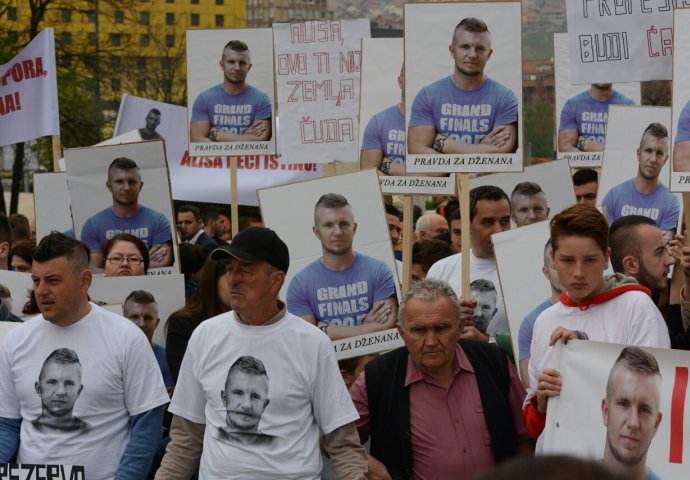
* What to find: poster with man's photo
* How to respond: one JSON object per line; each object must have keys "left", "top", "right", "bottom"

{"left": 64, "top": 141, "right": 179, "bottom": 275}
{"left": 404, "top": 1, "right": 523, "bottom": 173}
{"left": 258, "top": 169, "right": 400, "bottom": 341}
{"left": 553, "top": 32, "right": 640, "bottom": 167}
{"left": 359, "top": 37, "right": 454, "bottom": 195}
{"left": 597, "top": 106, "right": 680, "bottom": 235}
{"left": 187, "top": 28, "right": 276, "bottom": 157}
{"left": 544, "top": 340, "right": 690, "bottom": 477}
{"left": 671, "top": 8, "right": 690, "bottom": 188}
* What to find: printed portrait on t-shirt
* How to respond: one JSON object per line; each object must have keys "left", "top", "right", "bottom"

{"left": 32, "top": 348, "right": 91, "bottom": 433}
{"left": 216, "top": 355, "right": 275, "bottom": 447}
{"left": 469, "top": 278, "right": 498, "bottom": 334}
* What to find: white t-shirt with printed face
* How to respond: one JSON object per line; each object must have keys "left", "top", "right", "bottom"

{"left": 170, "top": 311, "right": 359, "bottom": 480}
{"left": 426, "top": 250, "right": 509, "bottom": 336}
{"left": 0, "top": 304, "right": 170, "bottom": 480}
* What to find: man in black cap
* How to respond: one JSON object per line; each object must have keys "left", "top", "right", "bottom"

{"left": 156, "top": 227, "right": 367, "bottom": 479}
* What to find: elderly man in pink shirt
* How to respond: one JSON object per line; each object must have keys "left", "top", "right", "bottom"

{"left": 350, "top": 278, "right": 532, "bottom": 479}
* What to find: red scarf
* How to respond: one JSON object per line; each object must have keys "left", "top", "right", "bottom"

{"left": 560, "top": 284, "right": 651, "bottom": 310}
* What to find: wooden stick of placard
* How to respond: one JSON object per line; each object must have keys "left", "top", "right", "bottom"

{"left": 52, "top": 135, "right": 62, "bottom": 172}
{"left": 230, "top": 156, "right": 239, "bottom": 237}
{"left": 401, "top": 195, "right": 414, "bottom": 293}
{"left": 458, "top": 173, "right": 471, "bottom": 300}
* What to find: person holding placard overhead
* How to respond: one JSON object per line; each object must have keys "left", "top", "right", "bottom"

{"left": 559, "top": 84, "right": 634, "bottom": 152}
{"left": 408, "top": 17, "right": 518, "bottom": 155}
{"left": 190, "top": 40, "right": 272, "bottom": 143}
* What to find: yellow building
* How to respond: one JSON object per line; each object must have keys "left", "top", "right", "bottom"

{"left": 3, "top": 0, "right": 246, "bottom": 117}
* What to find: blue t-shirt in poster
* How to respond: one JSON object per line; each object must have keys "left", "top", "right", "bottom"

{"left": 675, "top": 100, "right": 690, "bottom": 143}
{"left": 287, "top": 253, "right": 396, "bottom": 326}
{"left": 191, "top": 84, "right": 272, "bottom": 135}
{"left": 361, "top": 104, "right": 405, "bottom": 165}
{"left": 80, "top": 205, "right": 173, "bottom": 253}
{"left": 518, "top": 297, "right": 553, "bottom": 362}
{"left": 559, "top": 89, "right": 635, "bottom": 144}
{"left": 602, "top": 178, "right": 680, "bottom": 231}
{"left": 408, "top": 76, "right": 518, "bottom": 144}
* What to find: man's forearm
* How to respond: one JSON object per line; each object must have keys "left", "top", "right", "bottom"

{"left": 155, "top": 415, "right": 205, "bottom": 480}
{"left": 323, "top": 423, "right": 368, "bottom": 480}
{"left": 0, "top": 417, "right": 21, "bottom": 462}
{"left": 115, "top": 406, "right": 163, "bottom": 480}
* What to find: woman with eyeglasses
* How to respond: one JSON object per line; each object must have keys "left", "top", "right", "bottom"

{"left": 101, "top": 233, "right": 149, "bottom": 276}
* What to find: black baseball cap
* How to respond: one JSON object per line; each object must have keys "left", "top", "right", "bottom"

{"left": 210, "top": 227, "right": 290, "bottom": 274}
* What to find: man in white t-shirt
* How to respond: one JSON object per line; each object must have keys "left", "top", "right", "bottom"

{"left": 156, "top": 227, "right": 367, "bottom": 479}
{"left": 427, "top": 185, "right": 512, "bottom": 338}
{"left": 0, "top": 232, "right": 169, "bottom": 479}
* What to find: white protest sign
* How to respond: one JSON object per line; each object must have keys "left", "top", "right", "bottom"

{"left": 470, "top": 159, "right": 576, "bottom": 226}
{"left": 545, "top": 340, "right": 690, "bottom": 477}
{"left": 186, "top": 29, "right": 276, "bottom": 156}
{"left": 115, "top": 96, "right": 322, "bottom": 205}
{"left": 597, "top": 105, "right": 680, "bottom": 231}
{"left": 89, "top": 274, "right": 185, "bottom": 346}
{"left": 359, "top": 38, "right": 455, "bottom": 194}
{"left": 0, "top": 270, "right": 34, "bottom": 316}
{"left": 670, "top": 8, "right": 690, "bottom": 188}
{"left": 0, "top": 28, "right": 59, "bottom": 146}
{"left": 554, "top": 32, "right": 641, "bottom": 167}
{"left": 33, "top": 172, "right": 73, "bottom": 241}
{"left": 274, "top": 19, "right": 370, "bottom": 164}
{"left": 404, "top": 2, "right": 523, "bottom": 173}
{"left": 565, "top": 0, "right": 675, "bottom": 84}
{"left": 333, "top": 328, "right": 403, "bottom": 360}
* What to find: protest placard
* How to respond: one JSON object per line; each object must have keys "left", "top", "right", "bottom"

{"left": 187, "top": 29, "right": 276, "bottom": 156}
{"left": 545, "top": 340, "right": 690, "bottom": 477}
{"left": 274, "top": 19, "right": 370, "bottom": 164}
{"left": 597, "top": 105, "right": 680, "bottom": 233}
{"left": 0, "top": 28, "right": 59, "bottom": 147}
{"left": 64, "top": 141, "right": 179, "bottom": 275}
{"left": 404, "top": 2, "right": 523, "bottom": 173}
{"left": 565, "top": 0, "right": 674, "bottom": 84}
{"left": 670, "top": 8, "right": 690, "bottom": 187}
{"left": 359, "top": 38, "right": 455, "bottom": 195}
{"left": 554, "top": 32, "right": 640, "bottom": 167}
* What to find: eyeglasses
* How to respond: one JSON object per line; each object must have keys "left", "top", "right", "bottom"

{"left": 107, "top": 255, "right": 144, "bottom": 265}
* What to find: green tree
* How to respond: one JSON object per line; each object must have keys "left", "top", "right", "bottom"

{"left": 523, "top": 101, "right": 555, "bottom": 159}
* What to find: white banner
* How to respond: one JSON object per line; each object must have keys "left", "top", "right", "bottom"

{"left": 565, "top": 0, "right": 674, "bottom": 84}
{"left": 273, "top": 19, "right": 370, "bottom": 164}
{"left": 114, "top": 95, "right": 322, "bottom": 205}
{"left": 0, "top": 28, "right": 59, "bottom": 146}
{"left": 545, "top": 340, "right": 690, "bottom": 477}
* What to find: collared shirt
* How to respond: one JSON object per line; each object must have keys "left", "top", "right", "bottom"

{"left": 186, "top": 229, "right": 203, "bottom": 244}
{"left": 350, "top": 344, "right": 529, "bottom": 480}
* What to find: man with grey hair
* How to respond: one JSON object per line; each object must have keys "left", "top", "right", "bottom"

{"left": 350, "top": 278, "right": 531, "bottom": 479}
{"left": 287, "top": 193, "right": 398, "bottom": 340}
{"left": 415, "top": 213, "right": 449, "bottom": 242}
{"left": 601, "top": 346, "right": 663, "bottom": 480}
